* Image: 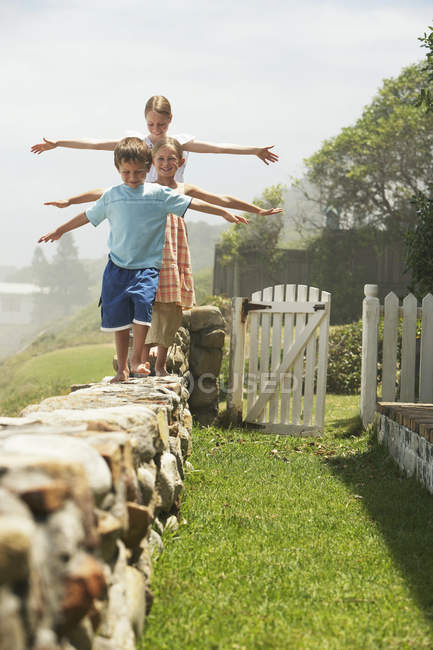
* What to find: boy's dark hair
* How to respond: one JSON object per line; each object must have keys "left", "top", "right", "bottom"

{"left": 114, "top": 137, "right": 152, "bottom": 171}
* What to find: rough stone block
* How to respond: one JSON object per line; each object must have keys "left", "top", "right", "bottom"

{"left": 0, "top": 516, "right": 34, "bottom": 584}
{"left": 189, "top": 346, "right": 222, "bottom": 378}
{"left": 125, "top": 502, "right": 153, "bottom": 549}
{"left": 190, "top": 306, "right": 224, "bottom": 332}
{"left": 194, "top": 328, "right": 225, "bottom": 349}
{"left": 125, "top": 566, "right": 146, "bottom": 638}
{"left": 0, "top": 435, "right": 112, "bottom": 505}
{"left": 61, "top": 553, "right": 106, "bottom": 626}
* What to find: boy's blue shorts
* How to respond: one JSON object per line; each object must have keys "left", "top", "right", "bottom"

{"left": 100, "top": 258, "right": 160, "bottom": 331}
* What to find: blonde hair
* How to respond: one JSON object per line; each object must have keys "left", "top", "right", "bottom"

{"left": 114, "top": 137, "right": 152, "bottom": 171}
{"left": 144, "top": 95, "right": 172, "bottom": 118}
{"left": 151, "top": 137, "right": 183, "bottom": 163}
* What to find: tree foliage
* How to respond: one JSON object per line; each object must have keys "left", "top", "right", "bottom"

{"left": 295, "top": 63, "right": 433, "bottom": 235}
{"left": 307, "top": 227, "right": 380, "bottom": 324}
{"left": 218, "top": 184, "right": 284, "bottom": 266}
{"left": 417, "top": 25, "right": 433, "bottom": 112}
{"left": 405, "top": 190, "right": 433, "bottom": 298}
{"left": 31, "top": 234, "right": 90, "bottom": 321}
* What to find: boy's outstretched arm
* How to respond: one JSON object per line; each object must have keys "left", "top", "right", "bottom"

{"left": 31, "top": 138, "right": 119, "bottom": 155}
{"left": 38, "top": 213, "right": 90, "bottom": 243}
{"left": 182, "top": 141, "right": 278, "bottom": 165}
{"left": 188, "top": 198, "right": 248, "bottom": 224}
{"left": 45, "top": 189, "right": 105, "bottom": 208}
{"left": 185, "top": 184, "right": 283, "bottom": 216}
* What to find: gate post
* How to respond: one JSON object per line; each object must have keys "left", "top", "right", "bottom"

{"left": 227, "top": 297, "right": 247, "bottom": 424}
{"left": 361, "top": 284, "right": 380, "bottom": 428}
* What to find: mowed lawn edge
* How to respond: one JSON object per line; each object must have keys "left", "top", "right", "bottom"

{"left": 0, "top": 343, "right": 114, "bottom": 415}
{"left": 141, "top": 395, "right": 433, "bottom": 650}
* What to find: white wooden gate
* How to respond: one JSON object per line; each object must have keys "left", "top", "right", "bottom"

{"left": 227, "top": 284, "right": 331, "bottom": 435}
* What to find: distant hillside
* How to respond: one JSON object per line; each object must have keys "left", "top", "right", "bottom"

{"left": 186, "top": 221, "right": 229, "bottom": 271}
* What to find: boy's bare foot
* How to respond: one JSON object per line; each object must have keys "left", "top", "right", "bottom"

{"left": 130, "top": 361, "right": 151, "bottom": 377}
{"left": 110, "top": 369, "right": 130, "bottom": 383}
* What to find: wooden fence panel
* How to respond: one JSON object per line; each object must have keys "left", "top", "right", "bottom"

{"left": 304, "top": 287, "right": 319, "bottom": 426}
{"left": 246, "top": 289, "right": 262, "bottom": 416}
{"left": 400, "top": 293, "right": 417, "bottom": 402}
{"left": 292, "top": 285, "right": 307, "bottom": 425}
{"left": 315, "top": 290, "right": 331, "bottom": 427}
{"left": 269, "top": 285, "right": 284, "bottom": 423}
{"left": 280, "top": 284, "right": 296, "bottom": 424}
{"left": 382, "top": 292, "right": 399, "bottom": 402}
{"left": 420, "top": 293, "right": 433, "bottom": 403}
{"left": 259, "top": 286, "right": 273, "bottom": 423}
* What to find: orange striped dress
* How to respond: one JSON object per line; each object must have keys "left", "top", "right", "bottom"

{"left": 155, "top": 211, "right": 195, "bottom": 309}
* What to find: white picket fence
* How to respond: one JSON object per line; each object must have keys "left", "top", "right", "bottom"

{"left": 361, "top": 284, "right": 433, "bottom": 426}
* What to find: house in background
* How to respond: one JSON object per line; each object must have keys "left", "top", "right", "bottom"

{"left": 0, "top": 282, "right": 45, "bottom": 358}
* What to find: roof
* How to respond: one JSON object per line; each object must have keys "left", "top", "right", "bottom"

{"left": 0, "top": 282, "right": 44, "bottom": 296}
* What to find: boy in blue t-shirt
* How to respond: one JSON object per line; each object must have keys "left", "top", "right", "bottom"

{"left": 39, "top": 137, "right": 245, "bottom": 382}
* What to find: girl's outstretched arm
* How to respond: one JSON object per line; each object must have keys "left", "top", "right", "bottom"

{"left": 38, "top": 213, "right": 90, "bottom": 243}
{"left": 31, "top": 138, "right": 119, "bottom": 155}
{"left": 184, "top": 184, "right": 283, "bottom": 216}
{"left": 188, "top": 198, "right": 248, "bottom": 224}
{"left": 44, "top": 189, "right": 105, "bottom": 208}
{"left": 182, "top": 141, "right": 278, "bottom": 165}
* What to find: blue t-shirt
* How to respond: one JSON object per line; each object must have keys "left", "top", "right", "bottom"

{"left": 86, "top": 183, "right": 192, "bottom": 270}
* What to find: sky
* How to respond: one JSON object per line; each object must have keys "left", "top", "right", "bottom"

{"left": 1, "top": 0, "right": 432, "bottom": 267}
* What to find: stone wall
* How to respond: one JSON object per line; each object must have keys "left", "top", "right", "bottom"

{"left": 0, "top": 375, "right": 192, "bottom": 650}
{"left": 377, "top": 406, "right": 433, "bottom": 494}
{"left": 166, "top": 305, "right": 226, "bottom": 425}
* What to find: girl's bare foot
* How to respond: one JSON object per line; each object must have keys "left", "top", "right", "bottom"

{"left": 110, "top": 369, "right": 130, "bottom": 383}
{"left": 155, "top": 368, "right": 169, "bottom": 377}
{"left": 130, "top": 361, "right": 151, "bottom": 377}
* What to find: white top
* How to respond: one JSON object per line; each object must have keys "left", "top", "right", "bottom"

{"left": 130, "top": 132, "right": 194, "bottom": 182}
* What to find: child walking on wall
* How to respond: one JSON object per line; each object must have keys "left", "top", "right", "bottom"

{"left": 39, "top": 137, "right": 248, "bottom": 383}
{"left": 45, "top": 137, "right": 282, "bottom": 376}
{"left": 31, "top": 94, "right": 279, "bottom": 178}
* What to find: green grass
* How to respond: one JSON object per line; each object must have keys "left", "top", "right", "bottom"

{"left": 141, "top": 395, "right": 433, "bottom": 649}
{"left": 0, "top": 343, "right": 114, "bottom": 415}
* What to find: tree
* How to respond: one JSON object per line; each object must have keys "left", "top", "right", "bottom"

{"left": 48, "top": 234, "right": 90, "bottom": 314}
{"left": 417, "top": 25, "right": 433, "bottom": 112}
{"left": 405, "top": 190, "right": 433, "bottom": 297}
{"left": 31, "top": 247, "right": 51, "bottom": 287}
{"left": 294, "top": 63, "right": 433, "bottom": 236}
{"left": 218, "top": 184, "right": 284, "bottom": 266}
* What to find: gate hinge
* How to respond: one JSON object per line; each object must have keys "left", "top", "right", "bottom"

{"left": 241, "top": 298, "right": 272, "bottom": 322}
{"left": 313, "top": 303, "right": 325, "bottom": 311}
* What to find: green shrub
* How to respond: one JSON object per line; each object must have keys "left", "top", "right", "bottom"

{"left": 327, "top": 321, "right": 363, "bottom": 394}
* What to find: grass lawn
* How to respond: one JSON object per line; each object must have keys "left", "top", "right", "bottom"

{"left": 141, "top": 395, "right": 433, "bottom": 649}
{"left": 0, "top": 343, "right": 114, "bottom": 415}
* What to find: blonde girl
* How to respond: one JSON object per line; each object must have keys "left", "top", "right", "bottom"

{"left": 45, "top": 137, "right": 282, "bottom": 376}
{"left": 31, "top": 95, "right": 279, "bottom": 178}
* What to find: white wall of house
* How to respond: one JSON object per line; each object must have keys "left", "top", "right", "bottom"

{"left": 0, "top": 283, "right": 43, "bottom": 326}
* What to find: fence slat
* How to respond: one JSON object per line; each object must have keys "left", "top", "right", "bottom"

{"left": 360, "top": 284, "right": 380, "bottom": 428}
{"left": 246, "top": 289, "right": 262, "bottom": 415}
{"left": 419, "top": 293, "right": 433, "bottom": 403}
{"left": 280, "top": 284, "right": 296, "bottom": 424}
{"left": 304, "top": 287, "right": 319, "bottom": 426}
{"left": 258, "top": 286, "right": 274, "bottom": 422}
{"left": 269, "top": 285, "right": 285, "bottom": 423}
{"left": 315, "top": 290, "right": 331, "bottom": 427}
{"left": 227, "top": 297, "right": 247, "bottom": 423}
{"left": 382, "top": 292, "right": 399, "bottom": 402}
{"left": 400, "top": 293, "right": 418, "bottom": 402}
{"left": 292, "top": 285, "right": 307, "bottom": 425}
